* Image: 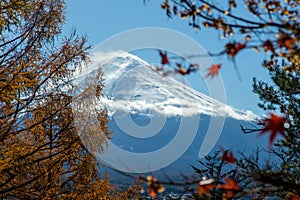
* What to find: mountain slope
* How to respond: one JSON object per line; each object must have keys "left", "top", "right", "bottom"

{"left": 74, "top": 51, "right": 264, "bottom": 173}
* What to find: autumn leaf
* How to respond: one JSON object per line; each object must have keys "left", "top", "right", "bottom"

{"left": 220, "top": 147, "right": 237, "bottom": 163}
{"left": 206, "top": 64, "right": 221, "bottom": 78}
{"left": 147, "top": 175, "right": 165, "bottom": 197}
{"left": 197, "top": 178, "right": 215, "bottom": 197}
{"left": 263, "top": 40, "right": 275, "bottom": 53}
{"left": 277, "top": 35, "right": 296, "bottom": 51}
{"left": 218, "top": 177, "right": 240, "bottom": 199}
{"left": 159, "top": 50, "right": 170, "bottom": 65}
{"left": 259, "top": 113, "right": 287, "bottom": 146}
{"left": 225, "top": 42, "right": 246, "bottom": 57}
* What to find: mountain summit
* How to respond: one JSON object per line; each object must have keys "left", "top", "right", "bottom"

{"left": 79, "top": 51, "right": 257, "bottom": 121}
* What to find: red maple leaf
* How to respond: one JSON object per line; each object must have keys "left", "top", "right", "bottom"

{"left": 206, "top": 64, "right": 221, "bottom": 78}
{"left": 159, "top": 50, "right": 169, "bottom": 65}
{"left": 218, "top": 178, "right": 240, "bottom": 198}
{"left": 220, "top": 147, "right": 237, "bottom": 163}
{"left": 225, "top": 42, "right": 246, "bottom": 57}
{"left": 259, "top": 113, "right": 287, "bottom": 146}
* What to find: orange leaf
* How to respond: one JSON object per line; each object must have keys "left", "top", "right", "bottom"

{"left": 218, "top": 178, "right": 240, "bottom": 198}
{"left": 197, "top": 178, "right": 215, "bottom": 197}
{"left": 198, "top": 184, "right": 215, "bottom": 197}
{"left": 206, "top": 64, "right": 221, "bottom": 78}
{"left": 259, "top": 113, "right": 287, "bottom": 146}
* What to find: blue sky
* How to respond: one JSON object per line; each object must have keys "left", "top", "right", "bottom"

{"left": 63, "top": 1, "right": 272, "bottom": 115}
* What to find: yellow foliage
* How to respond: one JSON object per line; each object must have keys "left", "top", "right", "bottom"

{"left": 0, "top": 0, "right": 135, "bottom": 199}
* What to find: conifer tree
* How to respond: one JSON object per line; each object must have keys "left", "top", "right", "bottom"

{"left": 0, "top": 0, "right": 128, "bottom": 198}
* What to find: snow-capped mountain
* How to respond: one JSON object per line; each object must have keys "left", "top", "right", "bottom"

{"left": 76, "top": 51, "right": 256, "bottom": 121}
{"left": 74, "top": 51, "right": 266, "bottom": 174}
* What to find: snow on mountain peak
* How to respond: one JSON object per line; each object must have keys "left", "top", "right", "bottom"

{"left": 75, "top": 51, "right": 257, "bottom": 121}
